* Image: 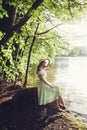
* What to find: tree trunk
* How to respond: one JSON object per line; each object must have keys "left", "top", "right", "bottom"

{"left": 23, "top": 23, "right": 39, "bottom": 88}
{"left": 0, "top": 0, "right": 44, "bottom": 47}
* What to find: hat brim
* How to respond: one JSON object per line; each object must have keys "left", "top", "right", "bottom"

{"left": 45, "top": 59, "right": 50, "bottom": 66}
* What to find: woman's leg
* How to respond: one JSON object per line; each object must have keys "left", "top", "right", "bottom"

{"left": 58, "top": 96, "right": 65, "bottom": 109}
{"left": 54, "top": 99, "right": 60, "bottom": 108}
{"left": 54, "top": 86, "right": 65, "bottom": 109}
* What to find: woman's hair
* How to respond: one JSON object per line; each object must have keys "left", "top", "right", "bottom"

{"left": 36, "top": 59, "right": 50, "bottom": 74}
{"left": 37, "top": 60, "right": 45, "bottom": 73}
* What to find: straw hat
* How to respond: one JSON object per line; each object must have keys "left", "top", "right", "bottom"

{"left": 44, "top": 59, "right": 50, "bottom": 66}
{"left": 39, "top": 59, "right": 50, "bottom": 66}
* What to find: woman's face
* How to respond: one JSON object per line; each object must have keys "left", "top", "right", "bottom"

{"left": 40, "top": 61, "right": 47, "bottom": 68}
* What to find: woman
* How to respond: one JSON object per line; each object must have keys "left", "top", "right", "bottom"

{"left": 37, "top": 59, "right": 65, "bottom": 110}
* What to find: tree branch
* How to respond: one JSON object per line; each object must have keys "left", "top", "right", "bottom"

{"left": 0, "top": 0, "right": 44, "bottom": 46}
{"left": 37, "top": 23, "right": 62, "bottom": 35}
{"left": 12, "top": 0, "right": 44, "bottom": 32}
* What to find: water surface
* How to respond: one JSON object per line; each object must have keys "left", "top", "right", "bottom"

{"left": 53, "top": 57, "right": 87, "bottom": 116}
{"left": 28, "top": 57, "right": 87, "bottom": 123}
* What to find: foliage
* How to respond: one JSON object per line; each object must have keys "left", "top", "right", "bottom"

{"left": 69, "top": 46, "right": 87, "bottom": 56}
{"left": 0, "top": 0, "right": 87, "bottom": 83}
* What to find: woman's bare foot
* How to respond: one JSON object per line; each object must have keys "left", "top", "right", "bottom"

{"left": 56, "top": 107, "right": 64, "bottom": 112}
{"left": 59, "top": 104, "right": 66, "bottom": 110}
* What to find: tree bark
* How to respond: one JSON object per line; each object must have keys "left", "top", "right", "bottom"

{"left": 0, "top": 0, "right": 44, "bottom": 47}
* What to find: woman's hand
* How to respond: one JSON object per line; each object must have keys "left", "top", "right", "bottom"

{"left": 39, "top": 74, "right": 56, "bottom": 90}
{"left": 49, "top": 85, "right": 56, "bottom": 90}
{"left": 49, "top": 85, "right": 53, "bottom": 88}
{"left": 52, "top": 87, "right": 56, "bottom": 90}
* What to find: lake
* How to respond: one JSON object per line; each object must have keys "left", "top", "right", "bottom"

{"left": 53, "top": 57, "right": 87, "bottom": 116}
{"left": 28, "top": 57, "right": 87, "bottom": 115}
{"left": 28, "top": 56, "right": 87, "bottom": 123}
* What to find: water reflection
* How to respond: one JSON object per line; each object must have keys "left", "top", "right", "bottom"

{"left": 54, "top": 57, "right": 87, "bottom": 115}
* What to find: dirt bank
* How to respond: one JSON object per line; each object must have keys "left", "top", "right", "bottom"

{"left": 0, "top": 87, "right": 87, "bottom": 130}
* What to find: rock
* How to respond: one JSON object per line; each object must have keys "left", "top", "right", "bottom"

{"left": 0, "top": 87, "right": 86, "bottom": 130}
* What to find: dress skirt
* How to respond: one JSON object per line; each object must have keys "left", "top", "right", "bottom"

{"left": 37, "top": 81, "right": 60, "bottom": 105}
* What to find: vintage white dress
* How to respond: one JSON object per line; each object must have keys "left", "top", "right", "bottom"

{"left": 37, "top": 68, "right": 60, "bottom": 105}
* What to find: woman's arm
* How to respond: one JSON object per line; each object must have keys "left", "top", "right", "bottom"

{"left": 39, "top": 74, "right": 53, "bottom": 88}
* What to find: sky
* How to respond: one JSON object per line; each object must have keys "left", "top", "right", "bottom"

{"left": 57, "top": 16, "right": 87, "bottom": 48}
{"left": 46, "top": 14, "right": 87, "bottom": 48}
